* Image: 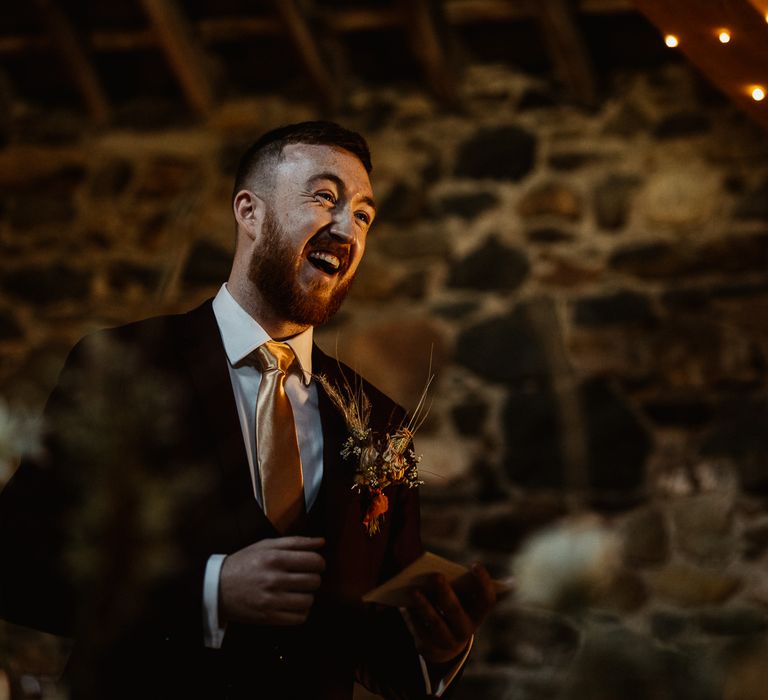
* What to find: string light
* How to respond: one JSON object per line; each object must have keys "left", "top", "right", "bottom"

{"left": 665, "top": 34, "right": 679, "bottom": 48}
{"left": 751, "top": 86, "right": 766, "bottom": 102}
{"left": 718, "top": 30, "right": 731, "bottom": 43}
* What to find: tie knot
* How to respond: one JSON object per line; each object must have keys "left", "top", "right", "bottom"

{"left": 255, "top": 341, "right": 298, "bottom": 375}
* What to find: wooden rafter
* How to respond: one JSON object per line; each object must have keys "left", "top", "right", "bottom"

{"left": 31, "top": 0, "right": 110, "bottom": 124}
{"left": 1, "top": 1, "right": 635, "bottom": 55}
{"left": 271, "top": 0, "right": 341, "bottom": 112}
{"left": 398, "top": 0, "right": 458, "bottom": 105}
{"left": 634, "top": 0, "right": 768, "bottom": 132}
{"left": 138, "top": 0, "right": 215, "bottom": 117}
{"left": 531, "top": 0, "right": 598, "bottom": 106}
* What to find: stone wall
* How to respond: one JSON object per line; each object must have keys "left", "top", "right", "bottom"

{"left": 3, "top": 60, "right": 768, "bottom": 698}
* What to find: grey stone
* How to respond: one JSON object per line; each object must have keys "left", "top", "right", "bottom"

{"left": 647, "top": 562, "right": 741, "bottom": 606}
{"left": 526, "top": 227, "right": 574, "bottom": 244}
{"left": 603, "top": 103, "right": 650, "bottom": 136}
{"left": 610, "top": 234, "right": 768, "bottom": 279}
{"left": 701, "top": 397, "right": 768, "bottom": 494}
{"left": 455, "top": 304, "right": 551, "bottom": 385}
{"left": 6, "top": 165, "right": 85, "bottom": 229}
{"left": 735, "top": 179, "right": 768, "bottom": 221}
{"left": 502, "top": 383, "right": 564, "bottom": 488}
{"left": 2, "top": 264, "right": 90, "bottom": 305}
{"left": 518, "top": 182, "right": 582, "bottom": 220}
{"left": 182, "top": 241, "right": 232, "bottom": 287}
{"left": 651, "top": 611, "right": 689, "bottom": 641}
{"left": 581, "top": 377, "right": 651, "bottom": 494}
{"left": 485, "top": 608, "right": 579, "bottom": 667}
{"left": 433, "top": 191, "right": 499, "bottom": 219}
{"left": 90, "top": 159, "right": 133, "bottom": 199}
{"left": 375, "top": 225, "right": 451, "bottom": 259}
{"left": 620, "top": 506, "right": 669, "bottom": 567}
{"left": 455, "top": 125, "right": 536, "bottom": 181}
{"left": 110, "top": 261, "right": 162, "bottom": 293}
{"left": 518, "top": 89, "right": 558, "bottom": 110}
{"left": 671, "top": 493, "right": 734, "bottom": 564}
{"left": 562, "top": 626, "right": 716, "bottom": 700}
{"left": 450, "top": 394, "right": 489, "bottom": 436}
{"left": 468, "top": 498, "right": 567, "bottom": 553}
{"left": 378, "top": 181, "right": 426, "bottom": 222}
{"left": 573, "top": 290, "right": 657, "bottom": 327}
{"left": 134, "top": 157, "right": 200, "bottom": 199}
{"left": 0, "top": 309, "right": 22, "bottom": 341}
{"left": 593, "top": 175, "right": 641, "bottom": 231}
{"left": 641, "top": 396, "right": 713, "bottom": 428}
{"left": 548, "top": 152, "right": 595, "bottom": 171}
{"left": 447, "top": 237, "right": 530, "bottom": 291}
{"left": 696, "top": 608, "right": 768, "bottom": 636}
{"left": 742, "top": 521, "right": 768, "bottom": 560}
{"left": 9, "top": 194, "right": 77, "bottom": 229}
{"left": 654, "top": 112, "right": 711, "bottom": 139}
{"left": 430, "top": 300, "right": 479, "bottom": 320}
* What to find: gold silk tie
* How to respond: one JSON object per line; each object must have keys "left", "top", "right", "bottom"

{"left": 254, "top": 341, "right": 306, "bottom": 534}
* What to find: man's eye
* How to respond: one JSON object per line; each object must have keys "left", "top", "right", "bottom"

{"left": 355, "top": 212, "right": 371, "bottom": 225}
{"left": 316, "top": 191, "right": 336, "bottom": 204}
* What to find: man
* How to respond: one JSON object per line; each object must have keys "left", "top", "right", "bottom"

{"left": 0, "top": 121, "right": 496, "bottom": 698}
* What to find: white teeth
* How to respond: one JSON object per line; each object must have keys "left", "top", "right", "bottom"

{"left": 309, "top": 251, "right": 341, "bottom": 270}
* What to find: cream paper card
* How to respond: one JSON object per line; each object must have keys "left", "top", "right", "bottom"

{"left": 363, "top": 551, "right": 510, "bottom": 607}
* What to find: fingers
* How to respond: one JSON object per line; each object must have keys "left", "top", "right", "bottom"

{"left": 219, "top": 538, "right": 326, "bottom": 626}
{"left": 462, "top": 563, "right": 498, "bottom": 624}
{"left": 432, "top": 575, "right": 474, "bottom": 640}
{"left": 274, "top": 549, "right": 326, "bottom": 574}
{"left": 272, "top": 536, "right": 326, "bottom": 551}
{"left": 409, "top": 587, "right": 453, "bottom": 644}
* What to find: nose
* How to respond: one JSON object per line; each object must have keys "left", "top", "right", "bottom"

{"left": 328, "top": 207, "right": 356, "bottom": 242}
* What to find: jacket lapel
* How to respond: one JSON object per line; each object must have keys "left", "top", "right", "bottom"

{"left": 176, "top": 300, "right": 276, "bottom": 547}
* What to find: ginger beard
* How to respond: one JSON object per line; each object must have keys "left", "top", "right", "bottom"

{"left": 248, "top": 207, "right": 356, "bottom": 327}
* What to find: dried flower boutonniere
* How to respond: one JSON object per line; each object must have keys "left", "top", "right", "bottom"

{"left": 315, "top": 372, "right": 432, "bottom": 536}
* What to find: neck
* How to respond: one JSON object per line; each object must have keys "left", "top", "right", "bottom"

{"left": 226, "top": 277, "right": 310, "bottom": 340}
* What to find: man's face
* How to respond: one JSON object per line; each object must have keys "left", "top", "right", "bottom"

{"left": 247, "top": 143, "right": 376, "bottom": 327}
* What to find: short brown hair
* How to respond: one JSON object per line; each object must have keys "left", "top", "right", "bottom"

{"left": 233, "top": 121, "right": 372, "bottom": 200}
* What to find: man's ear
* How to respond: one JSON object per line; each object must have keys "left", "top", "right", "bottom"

{"left": 233, "top": 190, "right": 266, "bottom": 240}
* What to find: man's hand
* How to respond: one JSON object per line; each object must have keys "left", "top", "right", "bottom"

{"left": 401, "top": 563, "right": 497, "bottom": 665}
{"left": 219, "top": 536, "right": 325, "bottom": 626}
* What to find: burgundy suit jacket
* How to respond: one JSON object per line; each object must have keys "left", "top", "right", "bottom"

{"left": 0, "top": 300, "right": 429, "bottom": 699}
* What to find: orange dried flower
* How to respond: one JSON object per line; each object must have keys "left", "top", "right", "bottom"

{"left": 363, "top": 490, "right": 389, "bottom": 535}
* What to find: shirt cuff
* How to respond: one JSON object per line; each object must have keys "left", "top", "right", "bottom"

{"left": 203, "top": 553, "right": 228, "bottom": 649}
{"left": 419, "top": 636, "right": 474, "bottom": 697}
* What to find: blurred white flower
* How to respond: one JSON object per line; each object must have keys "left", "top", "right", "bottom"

{"left": 512, "top": 517, "right": 622, "bottom": 611}
{"left": 0, "top": 398, "right": 44, "bottom": 484}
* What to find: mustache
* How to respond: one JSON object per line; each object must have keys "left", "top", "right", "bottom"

{"left": 306, "top": 231, "right": 352, "bottom": 268}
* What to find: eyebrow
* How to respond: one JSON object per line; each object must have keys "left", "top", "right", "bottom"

{"left": 308, "top": 172, "right": 377, "bottom": 210}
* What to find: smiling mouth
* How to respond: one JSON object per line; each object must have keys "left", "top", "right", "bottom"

{"left": 308, "top": 250, "right": 344, "bottom": 275}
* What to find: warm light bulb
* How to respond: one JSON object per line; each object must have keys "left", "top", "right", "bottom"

{"left": 718, "top": 30, "right": 731, "bottom": 43}
{"left": 665, "top": 34, "right": 679, "bottom": 48}
{"left": 765, "top": 12, "right": 768, "bottom": 23}
{"left": 752, "top": 86, "right": 766, "bottom": 102}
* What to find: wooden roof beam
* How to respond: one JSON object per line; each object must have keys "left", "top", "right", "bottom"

{"left": 271, "top": 0, "right": 342, "bottom": 112}
{"left": 138, "top": 0, "right": 216, "bottom": 117}
{"left": 0, "top": 1, "right": 636, "bottom": 55}
{"left": 398, "top": 0, "right": 459, "bottom": 105}
{"left": 31, "top": 0, "right": 111, "bottom": 124}
{"left": 634, "top": 0, "right": 768, "bottom": 133}
{"left": 531, "top": 0, "right": 598, "bottom": 106}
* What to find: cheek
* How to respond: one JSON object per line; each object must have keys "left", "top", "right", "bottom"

{"left": 349, "top": 239, "right": 366, "bottom": 272}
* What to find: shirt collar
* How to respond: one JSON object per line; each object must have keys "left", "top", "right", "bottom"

{"left": 212, "top": 284, "right": 314, "bottom": 384}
